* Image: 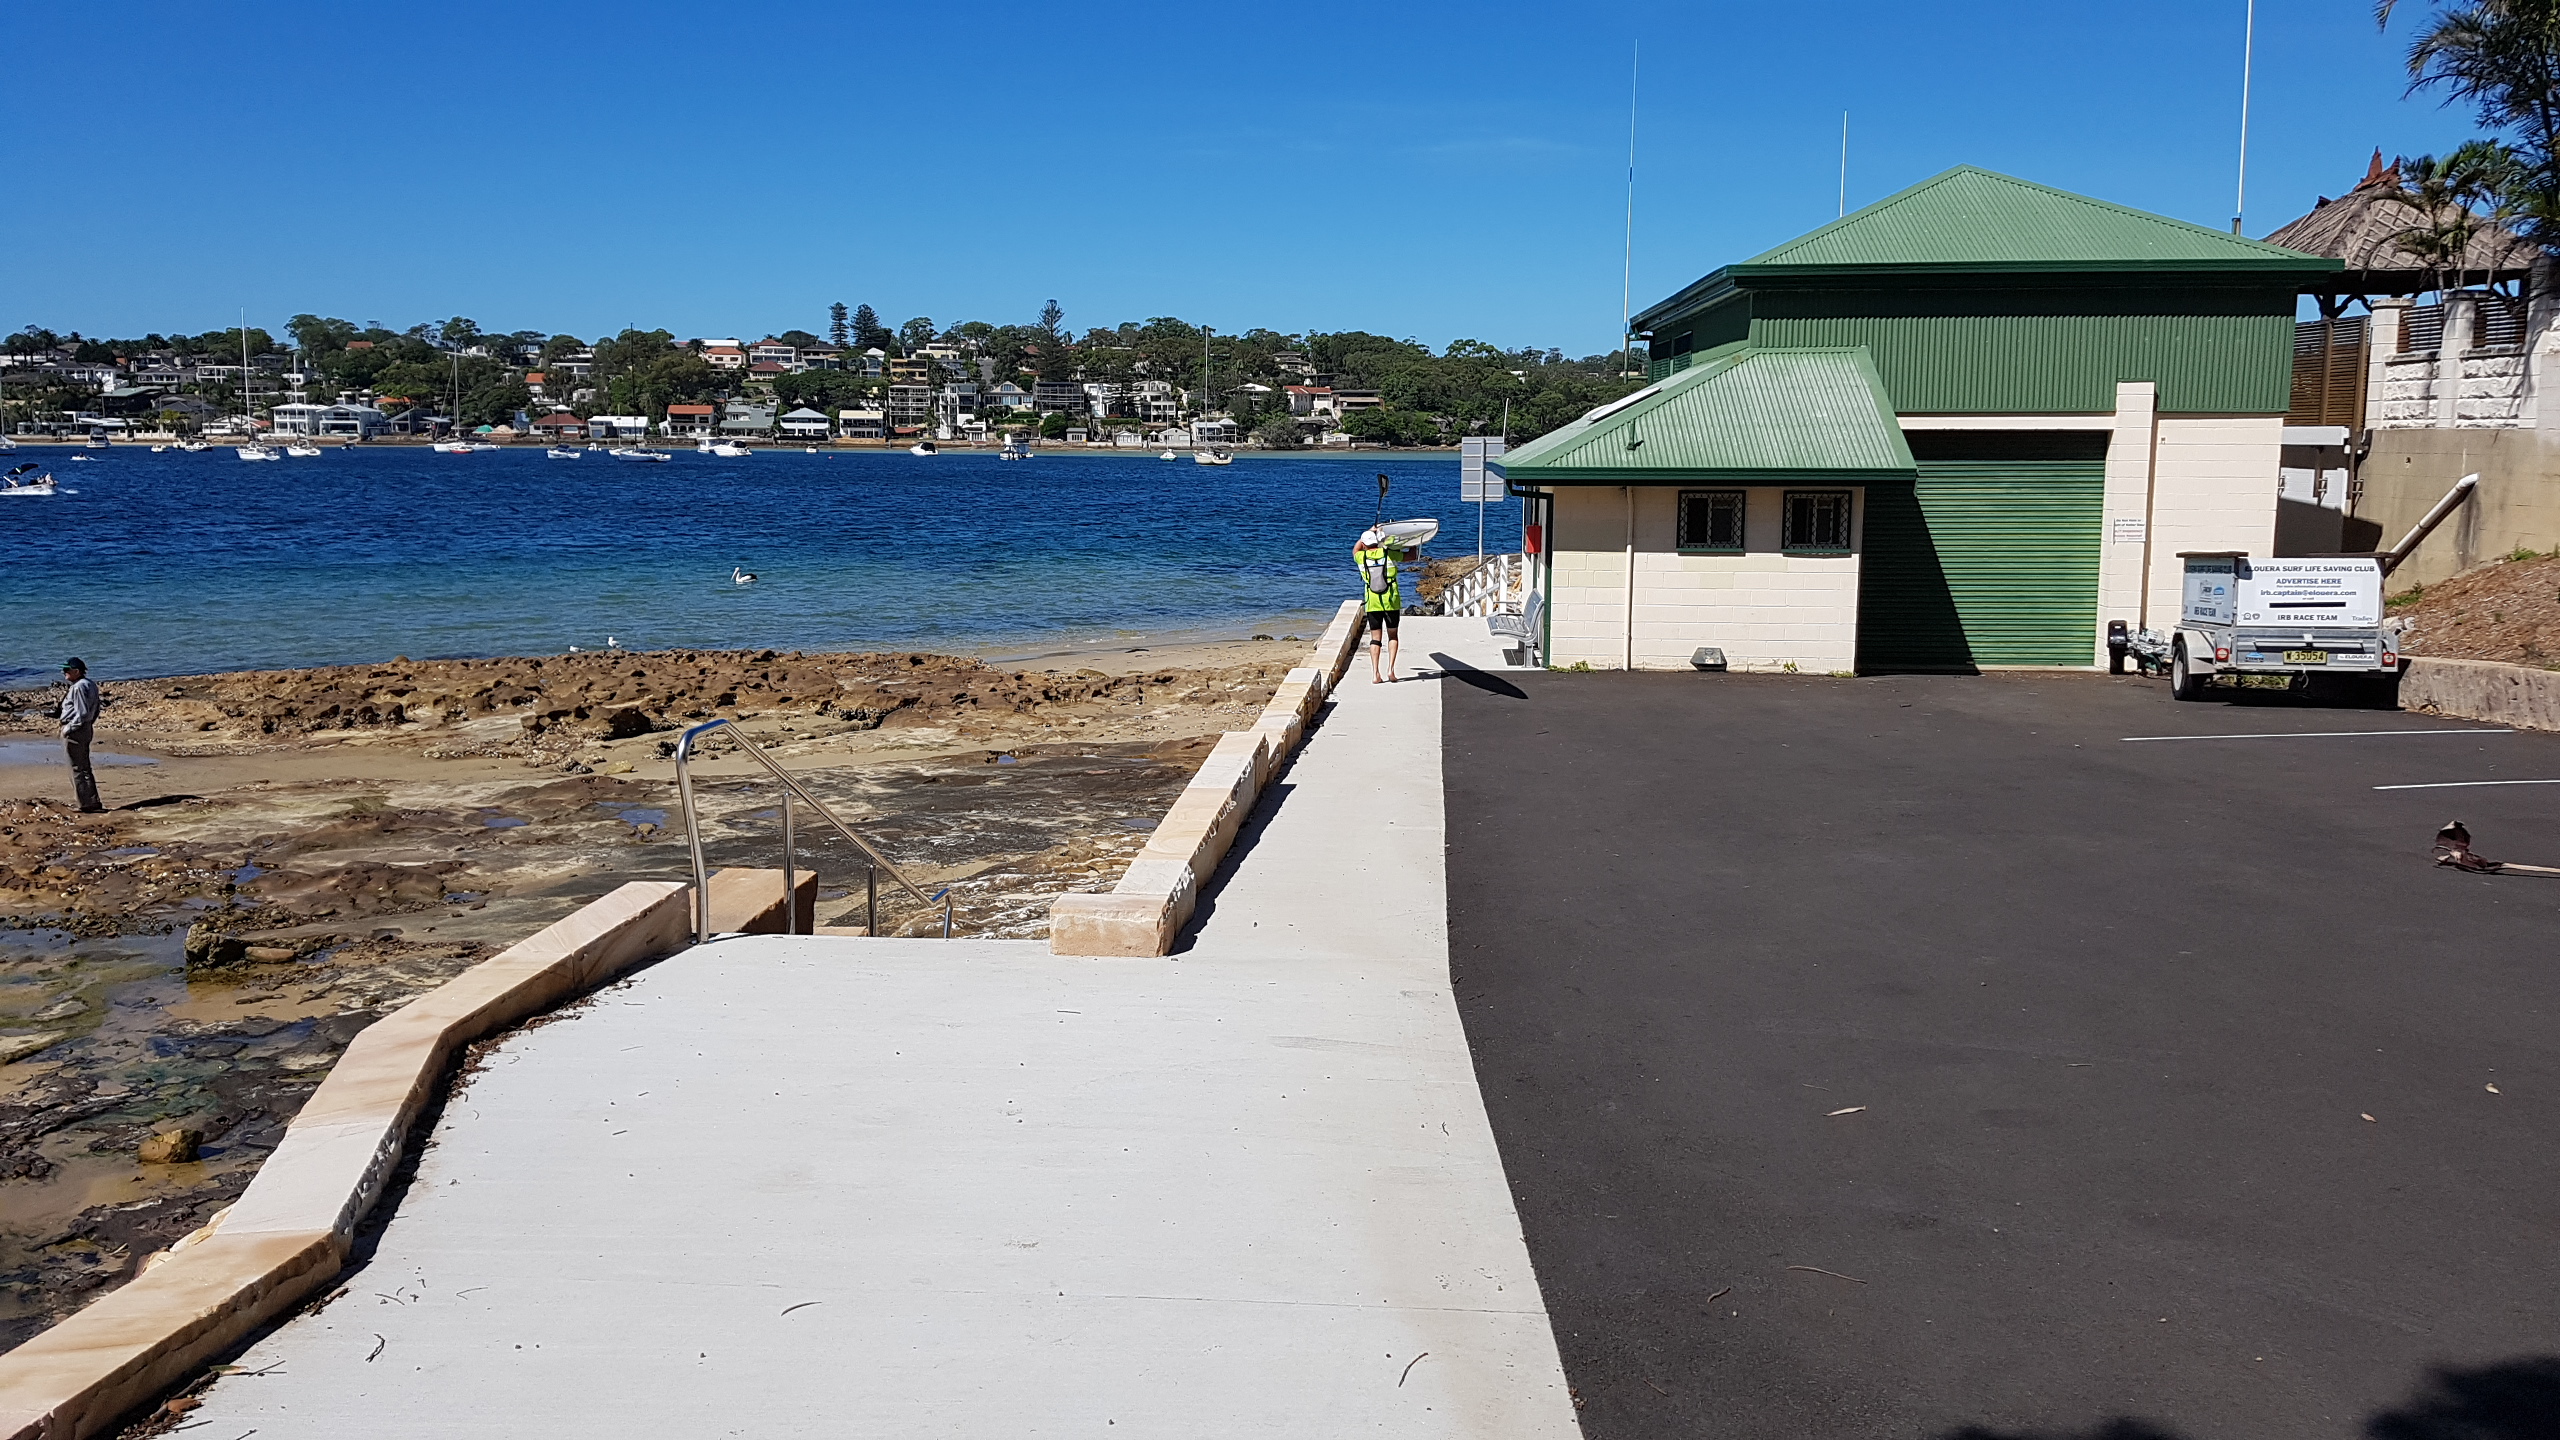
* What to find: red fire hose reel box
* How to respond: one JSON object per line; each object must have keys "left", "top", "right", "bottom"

{"left": 1523, "top": 523, "right": 1543, "bottom": 556}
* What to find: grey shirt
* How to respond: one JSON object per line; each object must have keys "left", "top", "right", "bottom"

{"left": 59, "top": 676, "right": 100, "bottom": 734}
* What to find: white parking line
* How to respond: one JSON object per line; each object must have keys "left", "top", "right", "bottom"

{"left": 2121, "top": 729, "right": 2512, "bottom": 742}
{"left": 2373, "top": 778, "right": 2560, "bottom": 791}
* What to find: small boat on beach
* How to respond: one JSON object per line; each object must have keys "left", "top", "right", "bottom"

{"left": 547, "top": 447, "right": 582, "bottom": 460}
{"left": 1, "top": 464, "right": 58, "bottom": 496}
{"left": 611, "top": 447, "right": 671, "bottom": 463}
{"left": 909, "top": 440, "right": 937, "bottom": 457}
{"left": 237, "top": 445, "right": 280, "bottom": 461}
{"left": 1193, "top": 448, "right": 1233, "bottom": 465}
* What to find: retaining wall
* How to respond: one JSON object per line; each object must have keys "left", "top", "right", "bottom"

{"left": 2401, "top": 655, "right": 2560, "bottom": 732}
{"left": 1050, "top": 600, "right": 1366, "bottom": 956}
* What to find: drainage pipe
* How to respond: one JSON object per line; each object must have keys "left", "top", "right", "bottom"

{"left": 2379, "top": 472, "right": 2480, "bottom": 578}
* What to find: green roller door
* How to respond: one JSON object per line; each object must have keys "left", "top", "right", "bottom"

{"left": 1857, "top": 459, "right": 2104, "bottom": 670}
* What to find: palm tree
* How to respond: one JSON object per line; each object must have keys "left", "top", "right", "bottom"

{"left": 2380, "top": 0, "right": 2560, "bottom": 248}
{"left": 2392, "top": 149, "right": 2492, "bottom": 298}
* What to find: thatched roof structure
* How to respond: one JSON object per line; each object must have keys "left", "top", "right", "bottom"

{"left": 2262, "top": 151, "right": 2540, "bottom": 300}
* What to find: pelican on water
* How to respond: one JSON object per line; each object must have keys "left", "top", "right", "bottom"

{"left": 733, "top": 567, "right": 757, "bottom": 585}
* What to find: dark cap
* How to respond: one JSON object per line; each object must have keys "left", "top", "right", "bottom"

{"left": 61, "top": 658, "right": 84, "bottom": 671}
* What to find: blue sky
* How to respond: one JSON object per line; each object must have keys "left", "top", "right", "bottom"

{"left": 0, "top": 1, "right": 2492, "bottom": 355}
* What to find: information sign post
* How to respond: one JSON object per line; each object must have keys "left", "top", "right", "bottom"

{"left": 1460, "top": 437, "right": 1506, "bottom": 560}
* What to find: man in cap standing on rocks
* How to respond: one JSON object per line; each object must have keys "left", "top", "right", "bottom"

{"left": 59, "top": 658, "right": 103, "bottom": 813}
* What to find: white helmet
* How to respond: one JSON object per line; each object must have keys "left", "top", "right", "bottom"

{"left": 1358, "top": 527, "right": 1385, "bottom": 548}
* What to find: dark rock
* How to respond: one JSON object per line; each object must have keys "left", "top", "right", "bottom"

{"left": 137, "top": 1130, "right": 201, "bottom": 1164}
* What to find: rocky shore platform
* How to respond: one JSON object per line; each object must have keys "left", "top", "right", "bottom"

{"left": 0, "top": 635, "right": 1300, "bottom": 1351}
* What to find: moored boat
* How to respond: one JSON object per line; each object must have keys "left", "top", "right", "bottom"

{"left": 909, "top": 440, "right": 938, "bottom": 457}
{"left": 611, "top": 447, "right": 671, "bottom": 462}
{"left": 237, "top": 444, "right": 280, "bottom": 461}
{"left": 1192, "top": 448, "right": 1234, "bottom": 465}
{"left": 547, "top": 447, "right": 582, "bottom": 460}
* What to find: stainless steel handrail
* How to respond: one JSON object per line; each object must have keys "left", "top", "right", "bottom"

{"left": 672, "top": 717, "right": 952, "bottom": 944}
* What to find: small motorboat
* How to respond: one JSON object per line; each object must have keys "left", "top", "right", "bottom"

{"left": 0, "top": 437, "right": 15, "bottom": 452}
{"left": 999, "top": 437, "right": 1034, "bottom": 460}
{"left": 547, "top": 447, "right": 582, "bottom": 460}
{"left": 237, "top": 445, "right": 280, "bottom": 461}
{"left": 1, "top": 464, "right": 58, "bottom": 496}
{"left": 150, "top": 444, "right": 168, "bottom": 453}
{"left": 804, "top": 446, "right": 820, "bottom": 454}
{"left": 175, "top": 440, "right": 210, "bottom": 453}
{"left": 711, "top": 441, "right": 753, "bottom": 458}
{"left": 909, "top": 440, "right": 938, "bottom": 457}
{"left": 1192, "top": 448, "right": 1234, "bottom": 465}
{"left": 68, "top": 455, "right": 92, "bottom": 462}
{"left": 81, "top": 436, "right": 108, "bottom": 449}
{"left": 611, "top": 447, "right": 671, "bottom": 463}
{"left": 431, "top": 440, "right": 474, "bottom": 453}
{"left": 284, "top": 442, "right": 323, "bottom": 458}
{"left": 1159, "top": 449, "right": 1179, "bottom": 461}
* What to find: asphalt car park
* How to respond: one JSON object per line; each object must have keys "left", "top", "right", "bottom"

{"left": 1441, "top": 667, "right": 2560, "bottom": 1440}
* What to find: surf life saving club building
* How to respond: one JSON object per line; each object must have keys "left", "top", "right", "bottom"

{"left": 1495, "top": 166, "right": 2342, "bottom": 672}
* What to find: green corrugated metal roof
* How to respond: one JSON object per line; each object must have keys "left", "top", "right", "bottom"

{"left": 1496, "top": 345, "right": 1914, "bottom": 483}
{"left": 1732, "top": 166, "right": 2340, "bottom": 277}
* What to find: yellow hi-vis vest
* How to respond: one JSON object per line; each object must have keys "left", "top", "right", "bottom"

{"left": 1355, "top": 544, "right": 1400, "bottom": 613}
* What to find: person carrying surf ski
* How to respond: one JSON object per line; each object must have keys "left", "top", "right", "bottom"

{"left": 1353, "top": 527, "right": 1415, "bottom": 682}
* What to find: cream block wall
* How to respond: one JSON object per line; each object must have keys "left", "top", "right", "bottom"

{"left": 2142, "top": 414, "right": 2283, "bottom": 627}
{"left": 1545, "top": 485, "right": 1863, "bottom": 672}
{"left": 2096, "top": 382, "right": 2159, "bottom": 665}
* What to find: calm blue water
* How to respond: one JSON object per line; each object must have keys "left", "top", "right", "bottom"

{"left": 0, "top": 447, "right": 1514, "bottom": 686}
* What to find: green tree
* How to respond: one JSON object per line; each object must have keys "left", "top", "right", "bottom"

{"left": 1255, "top": 413, "right": 1303, "bottom": 449}
{"left": 829, "top": 302, "right": 850, "bottom": 347}
{"left": 776, "top": 329, "right": 823, "bottom": 349}
{"left": 1040, "top": 410, "right": 1073, "bottom": 439}
{"left": 1033, "top": 299, "right": 1073, "bottom": 381}
{"left": 2385, "top": 0, "right": 2560, "bottom": 246}
{"left": 851, "top": 304, "right": 890, "bottom": 351}
{"left": 2390, "top": 144, "right": 2509, "bottom": 295}
{"left": 288, "top": 314, "right": 360, "bottom": 356}
{"left": 897, "top": 316, "right": 936, "bottom": 354}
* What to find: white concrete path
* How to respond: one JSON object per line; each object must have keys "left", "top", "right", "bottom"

{"left": 185, "top": 619, "right": 1576, "bottom": 1437}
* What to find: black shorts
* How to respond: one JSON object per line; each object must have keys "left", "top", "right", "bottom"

{"left": 1364, "top": 609, "right": 1400, "bottom": 632}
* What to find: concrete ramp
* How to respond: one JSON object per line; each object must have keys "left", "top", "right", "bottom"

{"left": 184, "top": 623, "right": 1575, "bottom": 1437}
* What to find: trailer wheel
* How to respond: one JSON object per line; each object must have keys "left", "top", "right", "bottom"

{"left": 2171, "top": 642, "right": 2206, "bottom": 702}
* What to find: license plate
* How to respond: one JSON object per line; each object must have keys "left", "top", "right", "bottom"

{"left": 2284, "top": 649, "right": 2329, "bottom": 664}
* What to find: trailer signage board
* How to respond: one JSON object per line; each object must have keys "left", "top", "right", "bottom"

{"left": 2181, "top": 556, "right": 2381, "bottom": 628}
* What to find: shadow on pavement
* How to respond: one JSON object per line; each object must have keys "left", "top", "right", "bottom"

{"left": 2366, "top": 1356, "right": 2560, "bottom": 1440}
{"left": 1929, "top": 1356, "right": 2560, "bottom": 1440}
{"left": 1421, "top": 653, "right": 1526, "bottom": 700}
{"left": 117, "top": 794, "right": 202, "bottom": 810}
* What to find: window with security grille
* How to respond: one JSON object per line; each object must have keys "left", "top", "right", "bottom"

{"left": 1677, "top": 490, "right": 1745, "bottom": 552}
{"left": 1782, "top": 491, "right": 1852, "bottom": 553}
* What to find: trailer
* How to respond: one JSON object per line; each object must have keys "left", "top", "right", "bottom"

{"left": 2167, "top": 553, "right": 2400, "bottom": 704}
